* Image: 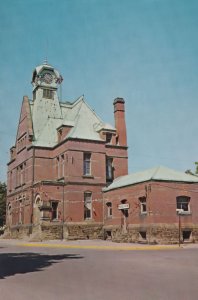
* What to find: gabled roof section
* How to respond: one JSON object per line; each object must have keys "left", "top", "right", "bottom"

{"left": 30, "top": 94, "right": 114, "bottom": 147}
{"left": 59, "top": 96, "right": 115, "bottom": 142}
{"left": 64, "top": 97, "right": 104, "bottom": 141}
{"left": 103, "top": 166, "right": 198, "bottom": 192}
{"left": 16, "top": 96, "right": 33, "bottom": 141}
{"left": 95, "top": 122, "right": 116, "bottom": 132}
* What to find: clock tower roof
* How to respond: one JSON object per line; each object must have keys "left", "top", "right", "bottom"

{"left": 31, "top": 61, "right": 63, "bottom": 90}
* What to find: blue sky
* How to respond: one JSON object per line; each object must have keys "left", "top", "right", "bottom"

{"left": 0, "top": 0, "right": 198, "bottom": 182}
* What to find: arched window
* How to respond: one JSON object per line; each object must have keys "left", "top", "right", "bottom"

{"left": 7, "top": 203, "right": 12, "bottom": 225}
{"left": 34, "top": 194, "right": 42, "bottom": 224}
{"left": 120, "top": 199, "right": 129, "bottom": 217}
{"left": 35, "top": 194, "right": 41, "bottom": 206}
{"left": 7, "top": 203, "right": 12, "bottom": 212}
{"left": 61, "top": 154, "right": 65, "bottom": 177}
{"left": 106, "top": 157, "right": 114, "bottom": 182}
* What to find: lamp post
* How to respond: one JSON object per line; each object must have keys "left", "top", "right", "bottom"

{"left": 177, "top": 209, "right": 183, "bottom": 247}
{"left": 62, "top": 180, "right": 65, "bottom": 240}
{"left": 178, "top": 213, "right": 181, "bottom": 247}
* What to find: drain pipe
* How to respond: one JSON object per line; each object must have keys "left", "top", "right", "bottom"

{"left": 30, "top": 146, "right": 35, "bottom": 234}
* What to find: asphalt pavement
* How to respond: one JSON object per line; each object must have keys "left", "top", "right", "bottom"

{"left": 0, "top": 239, "right": 198, "bottom": 300}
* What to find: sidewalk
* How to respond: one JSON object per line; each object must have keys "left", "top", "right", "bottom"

{"left": 1, "top": 238, "right": 197, "bottom": 251}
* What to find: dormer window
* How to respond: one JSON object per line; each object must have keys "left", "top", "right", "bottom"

{"left": 43, "top": 89, "right": 54, "bottom": 99}
{"left": 106, "top": 133, "right": 112, "bottom": 144}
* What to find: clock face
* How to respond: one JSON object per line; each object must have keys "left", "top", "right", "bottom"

{"left": 43, "top": 72, "right": 53, "bottom": 84}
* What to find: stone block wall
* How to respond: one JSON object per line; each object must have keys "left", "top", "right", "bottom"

{"left": 5, "top": 222, "right": 198, "bottom": 244}
{"left": 66, "top": 222, "right": 103, "bottom": 240}
{"left": 40, "top": 223, "right": 63, "bottom": 240}
{"left": 104, "top": 224, "right": 198, "bottom": 244}
{"left": 8, "top": 225, "right": 32, "bottom": 239}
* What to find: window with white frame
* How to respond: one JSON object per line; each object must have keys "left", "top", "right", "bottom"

{"left": 106, "top": 202, "right": 112, "bottom": 218}
{"left": 83, "top": 153, "right": 91, "bottom": 176}
{"left": 139, "top": 197, "right": 147, "bottom": 214}
{"left": 176, "top": 196, "right": 190, "bottom": 213}
{"left": 84, "top": 192, "right": 92, "bottom": 219}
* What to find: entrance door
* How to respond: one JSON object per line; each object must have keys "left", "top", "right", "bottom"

{"left": 34, "top": 196, "right": 41, "bottom": 225}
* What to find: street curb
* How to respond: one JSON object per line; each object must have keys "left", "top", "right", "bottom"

{"left": 17, "top": 242, "right": 181, "bottom": 251}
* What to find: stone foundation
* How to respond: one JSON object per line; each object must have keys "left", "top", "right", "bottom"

{"left": 5, "top": 222, "right": 104, "bottom": 241}
{"left": 40, "top": 223, "right": 63, "bottom": 240}
{"left": 5, "top": 225, "right": 32, "bottom": 239}
{"left": 66, "top": 222, "right": 104, "bottom": 240}
{"left": 104, "top": 224, "right": 198, "bottom": 244}
{"left": 4, "top": 223, "right": 198, "bottom": 244}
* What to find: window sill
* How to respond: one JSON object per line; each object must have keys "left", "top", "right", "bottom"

{"left": 57, "top": 177, "right": 64, "bottom": 182}
{"left": 15, "top": 183, "right": 26, "bottom": 189}
{"left": 82, "top": 175, "right": 94, "bottom": 179}
{"left": 16, "top": 146, "right": 26, "bottom": 154}
{"left": 177, "top": 211, "right": 192, "bottom": 216}
{"left": 106, "top": 179, "right": 113, "bottom": 183}
{"left": 140, "top": 212, "right": 147, "bottom": 215}
{"left": 40, "top": 217, "right": 50, "bottom": 220}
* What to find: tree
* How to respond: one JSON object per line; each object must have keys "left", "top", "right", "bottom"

{"left": 195, "top": 162, "right": 198, "bottom": 175}
{"left": 0, "top": 182, "right": 6, "bottom": 226}
{"left": 185, "top": 163, "right": 198, "bottom": 176}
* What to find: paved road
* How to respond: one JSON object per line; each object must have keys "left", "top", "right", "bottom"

{"left": 0, "top": 240, "right": 198, "bottom": 300}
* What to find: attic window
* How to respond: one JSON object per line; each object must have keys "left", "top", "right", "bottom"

{"left": 43, "top": 89, "right": 54, "bottom": 99}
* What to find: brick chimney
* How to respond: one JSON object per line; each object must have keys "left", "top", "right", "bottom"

{"left": 113, "top": 97, "right": 127, "bottom": 146}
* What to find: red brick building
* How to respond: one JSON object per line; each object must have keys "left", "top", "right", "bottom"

{"left": 6, "top": 62, "right": 198, "bottom": 244}
{"left": 103, "top": 166, "right": 198, "bottom": 244}
{"left": 6, "top": 62, "right": 128, "bottom": 240}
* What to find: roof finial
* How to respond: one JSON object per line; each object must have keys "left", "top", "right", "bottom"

{"left": 43, "top": 58, "right": 48, "bottom": 65}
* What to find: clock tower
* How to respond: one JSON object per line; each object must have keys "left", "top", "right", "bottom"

{"left": 31, "top": 61, "right": 63, "bottom": 144}
{"left": 32, "top": 60, "right": 63, "bottom": 99}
